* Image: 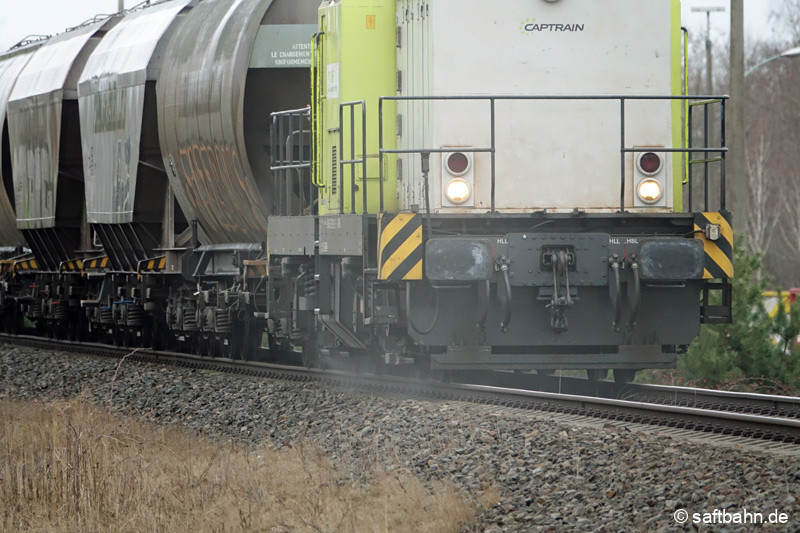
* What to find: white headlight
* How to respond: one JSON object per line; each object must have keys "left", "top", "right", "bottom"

{"left": 637, "top": 179, "right": 662, "bottom": 204}
{"left": 445, "top": 178, "right": 471, "bottom": 204}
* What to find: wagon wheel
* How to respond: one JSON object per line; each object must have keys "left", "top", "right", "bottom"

{"left": 586, "top": 369, "right": 608, "bottom": 382}
{"left": 613, "top": 369, "right": 637, "bottom": 385}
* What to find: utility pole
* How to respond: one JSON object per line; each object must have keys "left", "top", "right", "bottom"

{"left": 692, "top": 6, "right": 725, "bottom": 95}
{"left": 729, "top": 0, "right": 745, "bottom": 234}
{"left": 118, "top": 0, "right": 124, "bottom": 12}
{"left": 705, "top": 11, "right": 713, "bottom": 94}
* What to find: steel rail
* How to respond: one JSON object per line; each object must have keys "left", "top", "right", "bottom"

{"left": 619, "top": 381, "right": 800, "bottom": 418}
{"left": 453, "top": 370, "right": 800, "bottom": 420}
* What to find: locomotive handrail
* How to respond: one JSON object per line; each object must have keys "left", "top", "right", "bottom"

{"left": 377, "top": 94, "right": 729, "bottom": 214}
{"left": 270, "top": 107, "right": 313, "bottom": 216}
{"left": 686, "top": 98, "right": 727, "bottom": 212}
{"left": 269, "top": 107, "right": 311, "bottom": 172}
{"left": 339, "top": 100, "right": 368, "bottom": 214}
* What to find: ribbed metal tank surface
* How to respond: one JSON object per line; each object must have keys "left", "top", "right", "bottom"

{"left": 0, "top": 46, "right": 38, "bottom": 245}
{"left": 78, "top": 0, "right": 193, "bottom": 225}
{"left": 8, "top": 19, "right": 113, "bottom": 230}
{"left": 157, "top": 0, "right": 275, "bottom": 244}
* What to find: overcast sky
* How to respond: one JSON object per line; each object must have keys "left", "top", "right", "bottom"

{"left": 682, "top": 0, "right": 792, "bottom": 46}
{"left": 0, "top": 0, "right": 792, "bottom": 53}
{"left": 0, "top": 0, "right": 118, "bottom": 51}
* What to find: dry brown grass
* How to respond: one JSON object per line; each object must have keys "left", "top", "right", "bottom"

{"left": 0, "top": 397, "right": 491, "bottom": 532}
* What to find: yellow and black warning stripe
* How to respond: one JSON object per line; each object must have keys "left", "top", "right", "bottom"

{"left": 13, "top": 258, "right": 38, "bottom": 273}
{"left": 138, "top": 256, "right": 167, "bottom": 274}
{"left": 244, "top": 259, "right": 268, "bottom": 278}
{"left": 0, "top": 259, "right": 15, "bottom": 275}
{"left": 59, "top": 259, "right": 84, "bottom": 273}
{"left": 694, "top": 211, "right": 733, "bottom": 279}
{"left": 377, "top": 213, "right": 423, "bottom": 281}
{"left": 84, "top": 256, "right": 110, "bottom": 271}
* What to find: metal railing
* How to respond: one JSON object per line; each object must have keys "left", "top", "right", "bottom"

{"left": 377, "top": 94, "right": 729, "bottom": 214}
{"left": 688, "top": 98, "right": 726, "bottom": 212}
{"left": 339, "top": 100, "right": 368, "bottom": 214}
{"left": 270, "top": 107, "right": 312, "bottom": 216}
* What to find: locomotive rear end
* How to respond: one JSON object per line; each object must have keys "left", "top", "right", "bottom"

{"left": 274, "top": 0, "right": 733, "bottom": 377}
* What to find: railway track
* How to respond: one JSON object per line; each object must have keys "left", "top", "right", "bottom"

{"left": 620, "top": 382, "right": 800, "bottom": 418}
{"left": 459, "top": 371, "right": 800, "bottom": 420}
{"left": 3, "top": 333, "right": 800, "bottom": 445}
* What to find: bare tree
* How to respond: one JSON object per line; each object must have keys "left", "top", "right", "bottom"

{"left": 745, "top": 131, "right": 781, "bottom": 258}
{"left": 779, "top": 172, "right": 800, "bottom": 262}
{"left": 748, "top": 25, "right": 800, "bottom": 286}
{"left": 773, "top": 0, "right": 800, "bottom": 42}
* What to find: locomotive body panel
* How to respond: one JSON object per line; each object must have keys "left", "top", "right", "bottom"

{"left": 316, "top": 0, "right": 397, "bottom": 215}
{"left": 397, "top": 0, "right": 681, "bottom": 214}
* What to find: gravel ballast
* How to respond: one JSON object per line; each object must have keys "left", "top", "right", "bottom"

{"left": 1, "top": 344, "right": 799, "bottom": 532}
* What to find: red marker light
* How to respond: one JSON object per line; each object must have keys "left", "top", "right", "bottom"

{"left": 638, "top": 152, "right": 662, "bottom": 175}
{"left": 445, "top": 152, "right": 470, "bottom": 176}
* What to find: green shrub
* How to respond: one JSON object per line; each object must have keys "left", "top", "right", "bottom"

{"left": 643, "top": 238, "right": 800, "bottom": 394}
